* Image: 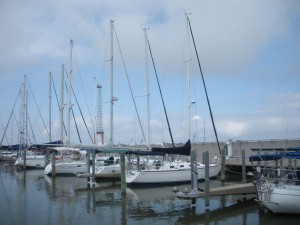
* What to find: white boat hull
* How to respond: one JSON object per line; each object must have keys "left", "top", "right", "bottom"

{"left": 15, "top": 155, "right": 46, "bottom": 169}
{"left": 256, "top": 181, "right": 300, "bottom": 214}
{"left": 94, "top": 164, "right": 121, "bottom": 176}
{"left": 126, "top": 163, "right": 221, "bottom": 184}
{"left": 44, "top": 161, "right": 87, "bottom": 175}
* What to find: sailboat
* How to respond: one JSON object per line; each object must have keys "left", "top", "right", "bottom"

{"left": 44, "top": 146, "right": 87, "bottom": 175}
{"left": 125, "top": 20, "right": 221, "bottom": 185}
{"left": 15, "top": 74, "right": 62, "bottom": 169}
{"left": 11, "top": 75, "right": 47, "bottom": 169}
{"left": 126, "top": 140, "right": 221, "bottom": 184}
{"left": 250, "top": 147, "right": 300, "bottom": 214}
{"left": 77, "top": 21, "right": 124, "bottom": 179}
{"left": 44, "top": 40, "right": 89, "bottom": 176}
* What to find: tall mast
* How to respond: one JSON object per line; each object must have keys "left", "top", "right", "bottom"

{"left": 67, "top": 39, "right": 73, "bottom": 146}
{"left": 144, "top": 28, "right": 151, "bottom": 148}
{"left": 96, "top": 83, "right": 104, "bottom": 144}
{"left": 60, "top": 64, "right": 64, "bottom": 144}
{"left": 24, "top": 75, "right": 28, "bottom": 168}
{"left": 93, "top": 77, "right": 96, "bottom": 144}
{"left": 49, "top": 72, "right": 52, "bottom": 142}
{"left": 19, "top": 77, "right": 25, "bottom": 149}
{"left": 185, "top": 13, "right": 191, "bottom": 140}
{"left": 109, "top": 20, "right": 114, "bottom": 147}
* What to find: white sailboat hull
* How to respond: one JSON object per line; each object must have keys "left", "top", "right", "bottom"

{"left": 44, "top": 161, "right": 87, "bottom": 175}
{"left": 15, "top": 155, "right": 46, "bottom": 169}
{"left": 94, "top": 164, "right": 121, "bottom": 176}
{"left": 256, "top": 182, "right": 300, "bottom": 214}
{"left": 126, "top": 163, "right": 221, "bottom": 184}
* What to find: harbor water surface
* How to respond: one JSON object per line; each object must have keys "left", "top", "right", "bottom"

{"left": 1, "top": 161, "right": 299, "bottom": 225}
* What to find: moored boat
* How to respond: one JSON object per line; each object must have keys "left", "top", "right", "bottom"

{"left": 44, "top": 147, "right": 87, "bottom": 176}
{"left": 15, "top": 153, "right": 46, "bottom": 169}
{"left": 126, "top": 160, "right": 221, "bottom": 184}
{"left": 126, "top": 140, "right": 221, "bottom": 184}
{"left": 250, "top": 148, "right": 300, "bottom": 214}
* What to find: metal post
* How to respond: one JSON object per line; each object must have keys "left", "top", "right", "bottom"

{"left": 120, "top": 152, "right": 126, "bottom": 193}
{"left": 204, "top": 151, "right": 210, "bottom": 206}
{"left": 242, "top": 149, "right": 246, "bottom": 184}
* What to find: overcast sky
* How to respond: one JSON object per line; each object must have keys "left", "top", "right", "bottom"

{"left": 0, "top": 0, "right": 299, "bottom": 146}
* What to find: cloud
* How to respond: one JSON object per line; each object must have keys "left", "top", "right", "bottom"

{"left": 1, "top": 0, "right": 299, "bottom": 76}
{"left": 218, "top": 121, "right": 249, "bottom": 138}
{"left": 1, "top": 0, "right": 299, "bottom": 146}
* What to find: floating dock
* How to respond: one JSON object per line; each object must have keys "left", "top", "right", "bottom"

{"left": 176, "top": 182, "right": 256, "bottom": 199}
{"left": 76, "top": 172, "right": 120, "bottom": 179}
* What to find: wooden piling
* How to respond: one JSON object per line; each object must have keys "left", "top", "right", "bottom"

{"left": 86, "top": 150, "right": 90, "bottom": 183}
{"left": 221, "top": 148, "right": 226, "bottom": 182}
{"left": 51, "top": 151, "right": 56, "bottom": 176}
{"left": 23, "top": 149, "right": 26, "bottom": 169}
{"left": 204, "top": 151, "right": 210, "bottom": 206}
{"left": 120, "top": 152, "right": 126, "bottom": 193}
{"left": 92, "top": 149, "right": 95, "bottom": 183}
{"left": 191, "top": 150, "right": 198, "bottom": 191}
{"left": 45, "top": 149, "right": 50, "bottom": 167}
{"left": 191, "top": 150, "right": 198, "bottom": 204}
{"left": 241, "top": 149, "right": 246, "bottom": 184}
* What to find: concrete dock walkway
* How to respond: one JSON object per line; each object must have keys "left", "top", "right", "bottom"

{"left": 176, "top": 182, "right": 256, "bottom": 199}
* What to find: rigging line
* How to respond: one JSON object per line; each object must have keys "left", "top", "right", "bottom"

{"left": 72, "top": 108, "right": 82, "bottom": 143}
{"left": 12, "top": 114, "right": 20, "bottom": 145}
{"left": 63, "top": 80, "right": 82, "bottom": 143}
{"left": 71, "top": 84, "right": 93, "bottom": 143}
{"left": 64, "top": 69, "right": 94, "bottom": 143}
{"left": 0, "top": 118, "right": 9, "bottom": 144}
{"left": 13, "top": 114, "right": 20, "bottom": 133}
{"left": 0, "top": 89, "right": 20, "bottom": 145}
{"left": 27, "top": 114, "right": 36, "bottom": 144}
{"left": 51, "top": 76, "right": 67, "bottom": 136}
{"left": 26, "top": 123, "right": 32, "bottom": 145}
{"left": 146, "top": 35, "right": 175, "bottom": 148}
{"left": 73, "top": 46, "right": 95, "bottom": 137}
{"left": 25, "top": 76, "right": 50, "bottom": 138}
{"left": 113, "top": 25, "right": 147, "bottom": 146}
{"left": 187, "top": 15, "right": 221, "bottom": 155}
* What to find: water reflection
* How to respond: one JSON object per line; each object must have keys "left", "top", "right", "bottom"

{"left": 1, "top": 161, "right": 300, "bottom": 225}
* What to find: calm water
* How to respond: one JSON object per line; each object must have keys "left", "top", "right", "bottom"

{"left": 0, "top": 161, "right": 299, "bottom": 225}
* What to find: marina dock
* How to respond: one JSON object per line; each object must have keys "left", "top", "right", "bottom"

{"left": 76, "top": 172, "right": 120, "bottom": 179}
{"left": 176, "top": 182, "right": 256, "bottom": 199}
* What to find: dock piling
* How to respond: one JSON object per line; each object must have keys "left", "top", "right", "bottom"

{"left": 51, "top": 151, "right": 56, "bottom": 177}
{"left": 86, "top": 150, "right": 90, "bottom": 183}
{"left": 221, "top": 148, "right": 226, "bottom": 182}
{"left": 92, "top": 149, "right": 96, "bottom": 183}
{"left": 204, "top": 151, "right": 210, "bottom": 206}
{"left": 120, "top": 152, "right": 126, "bottom": 193}
{"left": 241, "top": 149, "right": 246, "bottom": 183}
